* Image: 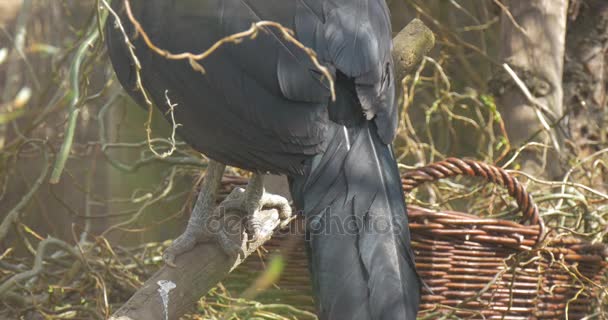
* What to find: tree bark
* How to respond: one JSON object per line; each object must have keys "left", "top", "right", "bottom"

{"left": 496, "top": 0, "right": 568, "bottom": 178}
{"left": 563, "top": 0, "right": 608, "bottom": 157}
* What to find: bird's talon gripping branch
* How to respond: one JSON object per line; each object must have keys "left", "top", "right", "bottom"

{"left": 162, "top": 161, "right": 230, "bottom": 266}
{"left": 163, "top": 231, "right": 199, "bottom": 267}
{"left": 218, "top": 174, "right": 293, "bottom": 243}
{"left": 162, "top": 163, "right": 293, "bottom": 266}
{"left": 215, "top": 227, "right": 246, "bottom": 257}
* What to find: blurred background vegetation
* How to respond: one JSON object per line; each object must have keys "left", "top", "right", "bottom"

{"left": 0, "top": 0, "right": 606, "bottom": 319}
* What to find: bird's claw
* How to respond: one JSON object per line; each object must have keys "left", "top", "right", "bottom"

{"left": 163, "top": 222, "right": 245, "bottom": 267}
{"left": 245, "top": 211, "right": 270, "bottom": 242}
{"left": 218, "top": 186, "right": 293, "bottom": 242}
{"left": 163, "top": 231, "right": 199, "bottom": 267}
{"left": 163, "top": 252, "right": 178, "bottom": 268}
{"left": 162, "top": 181, "right": 293, "bottom": 266}
{"left": 215, "top": 228, "right": 247, "bottom": 257}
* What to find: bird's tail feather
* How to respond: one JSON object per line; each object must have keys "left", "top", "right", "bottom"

{"left": 290, "top": 121, "right": 420, "bottom": 320}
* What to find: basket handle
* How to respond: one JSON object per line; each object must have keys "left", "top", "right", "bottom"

{"left": 402, "top": 158, "right": 545, "bottom": 236}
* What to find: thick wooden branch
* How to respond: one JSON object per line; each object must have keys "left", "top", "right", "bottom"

{"left": 392, "top": 18, "right": 435, "bottom": 83}
{"left": 109, "top": 19, "right": 434, "bottom": 320}
{"left": 110, "top": 208, "right": 281, "bottom": 320}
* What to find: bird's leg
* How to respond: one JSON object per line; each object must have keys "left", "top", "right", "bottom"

{"left": 218, "top": 173, "right": 293, "bottom": 242}
{"left": 163, "top": 160, "right": 234, "bottom": 267}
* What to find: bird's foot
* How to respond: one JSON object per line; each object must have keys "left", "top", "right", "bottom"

{"left": 163, "top": 160, "right": 237, "bottom": 267}
{"left": 162, "top": 201, "right": 247, "bottom": 267}
{"left": 219, "top": 186, "right": 293, "bottom": 243}
{"left": 163, "top": 179, "right": 293, "bottom": 267}
{"left": 162, "top": 222, "right": 209, "bottom": 268}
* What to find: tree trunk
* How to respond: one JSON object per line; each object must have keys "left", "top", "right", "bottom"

{"left": 496, "top": 0, "right": 568, "bottom": 178}
{"left": 563, "top": 0, "right": 608, "bottom": 156}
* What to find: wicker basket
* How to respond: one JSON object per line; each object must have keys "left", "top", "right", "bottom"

{"left": 220, "top": 158, "right": 608, "bottom": 319}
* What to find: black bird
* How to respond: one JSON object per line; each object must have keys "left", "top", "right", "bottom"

{"left": 106, "top": 0, "right": 420, "bottom": 319}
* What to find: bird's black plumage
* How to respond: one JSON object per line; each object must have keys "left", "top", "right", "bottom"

{"left": 106, "top": 0, "right": 420, "bottom": 318}
{"left": 290, "top": 119, "right": 420, "bottom": 319}
{"left": 106, "top": 0, "right": 398, "bottom": 175}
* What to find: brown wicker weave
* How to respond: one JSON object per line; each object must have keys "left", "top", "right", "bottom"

{"left": 220, "top": 158, "right": 608, "bottom": 319}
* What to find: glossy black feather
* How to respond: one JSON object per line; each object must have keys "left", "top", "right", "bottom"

{"left": 106, "top": 0, "right": 399, "bottom": 173}
{"left": 290, "top": 121, "right": 420, "bottom": 319}
{"left": 107, "top": 0, "right": 330, "bottom": 174}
